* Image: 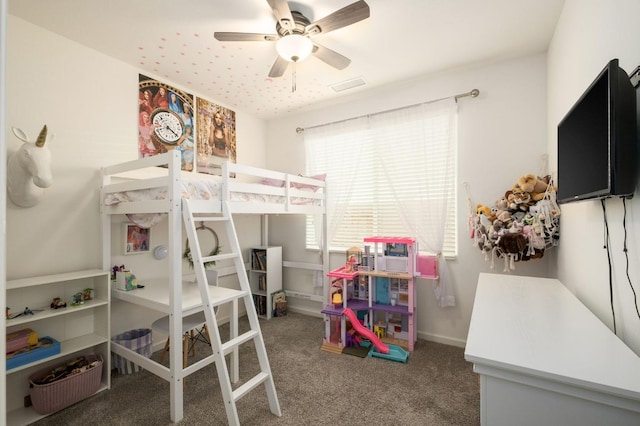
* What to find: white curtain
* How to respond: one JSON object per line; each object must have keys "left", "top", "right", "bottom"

{"left": 305, "top": 98, "right": 457, "bottom": 307}
{"left": 305, "top": 117, "right": 369, "bottom": 252}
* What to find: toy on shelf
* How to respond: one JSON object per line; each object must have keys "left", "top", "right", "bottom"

{"left": 50, "top": 298, "right": 67, "bottom": 309}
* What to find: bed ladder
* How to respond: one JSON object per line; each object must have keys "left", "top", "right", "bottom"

{"left": 182, "top": 198, "right": 281, "bottom": 425}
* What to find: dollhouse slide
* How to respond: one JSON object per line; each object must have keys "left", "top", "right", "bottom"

{"left": 343, "top": 308, "right": 389, "bottom": 353}
{"left": 343, "top": 309, "right": 409, "bottom": 363}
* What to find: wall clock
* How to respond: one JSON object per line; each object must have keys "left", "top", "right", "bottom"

{"left": 151, "top": 108, "right": 184, "bottom": 145}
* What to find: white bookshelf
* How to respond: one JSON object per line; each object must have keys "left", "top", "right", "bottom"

{"left": 5, "top": 269, "right": 110, "bottom": 424}
{"left": 248, "top": 247, "right": 282, "bottom": 319}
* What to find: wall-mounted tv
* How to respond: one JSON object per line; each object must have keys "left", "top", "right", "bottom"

{"left": 557, "top": 59, "right": 638, "bottom": 204}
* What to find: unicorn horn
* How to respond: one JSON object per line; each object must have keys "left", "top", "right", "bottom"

{"left": 35, "top": 125, "right": 48, "bottom": 147}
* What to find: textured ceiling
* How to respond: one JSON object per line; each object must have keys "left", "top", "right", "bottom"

{"left": 9, "top": 0, "right": 564, "bottom": 119}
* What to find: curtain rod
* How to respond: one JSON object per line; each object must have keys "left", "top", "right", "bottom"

{"left": 296, "top": 88, "right": 479, "bottom": 134}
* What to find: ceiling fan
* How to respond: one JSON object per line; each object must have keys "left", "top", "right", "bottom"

{"left": 214, "top": 0, "right": 370, "bottom": 78}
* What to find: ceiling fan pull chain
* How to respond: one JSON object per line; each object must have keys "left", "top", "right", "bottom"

{"left": 291, "top": 61, "right": 297, "bottom": 93}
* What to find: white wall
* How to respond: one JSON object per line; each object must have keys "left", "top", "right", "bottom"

{"left": 548, "top": 0, "right": 640, "bottom": 354}
{"left": 266, "top": 53, "right": 552, "bottom": 346}
{"left": 6, "top": 16, "right": 267, "bottom": 336}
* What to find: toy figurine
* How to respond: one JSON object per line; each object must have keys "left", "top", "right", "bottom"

{"left": 71, "top": 292, "right": 84, "bottom": 306}
{"left": 83, "top": 288, "right": 93, "bottom": 301}
{"left": 50, "top": 297, "right": 67, "bottom": 309}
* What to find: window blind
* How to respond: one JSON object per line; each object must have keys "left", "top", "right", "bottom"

{"left": 305, "top": 98, "right": 457, "bottom": 257}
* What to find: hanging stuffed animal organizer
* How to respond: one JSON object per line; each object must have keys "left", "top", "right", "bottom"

{"left": 466, "top": 173, "right": 561, "bottom": 272}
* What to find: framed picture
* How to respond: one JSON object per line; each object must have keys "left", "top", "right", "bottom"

{"left": 123, "top": 223, "right": 150, "bottom": 255}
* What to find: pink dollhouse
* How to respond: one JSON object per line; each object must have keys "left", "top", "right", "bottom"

{"left": 321, "top": 237, "right": 438, "bottom": 355}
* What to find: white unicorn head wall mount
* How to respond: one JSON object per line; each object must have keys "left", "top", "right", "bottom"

{"left": 7, "top": 125, "right": 54, "bottom": 208}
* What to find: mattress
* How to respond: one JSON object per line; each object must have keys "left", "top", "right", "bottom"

{"left": 104, "top": 177, "right": 321, "bottom": 227}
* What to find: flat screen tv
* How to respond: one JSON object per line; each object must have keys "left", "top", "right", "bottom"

{"left": 557, "top": 58, "right": 638, "bottom": 204}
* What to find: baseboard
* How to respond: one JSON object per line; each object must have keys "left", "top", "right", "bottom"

{"left": 417, "top": 331, "right": 466, "bottom": 348}
{"left": 286, "top": 306, "right": 323, "bottom": 318}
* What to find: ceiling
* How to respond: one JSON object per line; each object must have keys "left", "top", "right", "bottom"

{"left": 9, "top": 0, "right": 564, "bottom": 120}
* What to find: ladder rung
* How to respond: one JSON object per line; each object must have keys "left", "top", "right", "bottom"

{"left": 232, "top": 372, "right": 269, "bottom": 402}
{"left": 202, "top": 252, "right": 238, "bottom": 263}
{"left": 221, "top": 330, "right": 259, "bottom": 355}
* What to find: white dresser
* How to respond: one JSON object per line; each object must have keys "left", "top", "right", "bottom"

{"left": 465, "top": 273, "right": 640, "bottom": 426}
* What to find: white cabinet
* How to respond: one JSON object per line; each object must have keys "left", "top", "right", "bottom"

{"left": 248, "top": 246, "right": 282, "bottom": 319}
{"left": 465, "top": 273, "right": 640, "bottom": 425}
{"left": 5, "top": 269, "right": 110, "bottom": 425}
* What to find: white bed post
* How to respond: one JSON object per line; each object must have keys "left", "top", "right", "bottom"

{"left": 167, "top": 150, "right": 184, "bottom": 422}
{"left": 261, "top": 214, "right": 268, "bottom": 246}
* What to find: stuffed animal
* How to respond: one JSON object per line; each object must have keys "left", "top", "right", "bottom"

{"left": 507, "top": 189, "right": 531, "bottom": 211}
{"left": 516, "top": 174, "right": 553, "bottom": 202}
{"left": 498, "top": 232, "right": 527, "bottom": 254}
{"left": 517, "top": 174, "right": 538, "bottom": 193}
{"left": 496, "top": 210, "right": 511, "bottom": 222}
{"left": 476, "top": 204, "right": 491, "bottom": 216}
{"left": 476, "top": 204, "right": 495, "bottom": 228}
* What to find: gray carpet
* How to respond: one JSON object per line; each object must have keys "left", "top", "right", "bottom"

{"left": 34, "top": 312, "right": 479, "bottom": 425}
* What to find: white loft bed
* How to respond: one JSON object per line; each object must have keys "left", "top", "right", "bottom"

{"left": 99, "top": 150, "right": 327, "bottom": 422}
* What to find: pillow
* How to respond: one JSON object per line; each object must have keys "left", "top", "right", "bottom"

{"left": 291, "top": 173, "right": 326, "bottom": 192}
{"left": 259, "top": 178, "right": 285, "bottom": 187}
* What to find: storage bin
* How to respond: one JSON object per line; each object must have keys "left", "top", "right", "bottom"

{"left": 7, "top": 336, "right": 60, "bottom": 371}
{"left": 29, "top": 354, "right": 103, "bottom": 415}
{"left": 111, "top": 328, "right": 152, "bottom": 375}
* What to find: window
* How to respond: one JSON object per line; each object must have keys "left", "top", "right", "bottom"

{"left": 304, "top": 98, "right": 458, "bottom": 257}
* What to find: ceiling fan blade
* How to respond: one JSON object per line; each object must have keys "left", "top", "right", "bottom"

{"left": 305, "top": 0, "right": 370, "bottom": 36}
{"left": 312, "top": 43, "right": 351, "bottom": 70}
{"left": 266, "top": 0, "right": 295, "bottom": 34}
{"left": 268, "top": 56, "right": 289, "bottom": 78}
{"left": 214, "top": 32, "right": 278, "bottom": 42}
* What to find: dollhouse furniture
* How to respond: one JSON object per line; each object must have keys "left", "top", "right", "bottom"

{"left": 322, "top": 236, "right": 438, "bottom": 353}
{"left": 101, "top": 150, "right": 327, "bottom": 423}
{"left": 465, "top": 273, "right": 640, "bottom": 425}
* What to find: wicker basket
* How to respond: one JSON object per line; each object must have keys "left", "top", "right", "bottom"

{"left": 29, "top": 354, "right": 103, "bottom": 415}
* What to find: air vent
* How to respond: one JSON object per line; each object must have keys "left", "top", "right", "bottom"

{"left": 330, "top": 77, "right": 366, "bottom": 92}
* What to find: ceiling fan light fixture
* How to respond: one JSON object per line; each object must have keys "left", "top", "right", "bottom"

{"left": 276, "top": 34, "right": 313, "bottom": 63}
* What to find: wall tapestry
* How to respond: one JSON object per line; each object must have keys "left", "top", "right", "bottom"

{"left": 195, "top": 98, "right": 236, "bottom": 175}
{"left": 138, "top": 74, "right": 195, "bottom": 171}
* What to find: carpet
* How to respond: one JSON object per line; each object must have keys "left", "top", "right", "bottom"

{"left": 33, "top": 312, "right": 480, "bottom": 425}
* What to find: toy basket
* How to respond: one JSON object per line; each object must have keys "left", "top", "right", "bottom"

{"left": 111, "top": 328, "right": 152, "bottom": 375}
{"left": 28, "top": 354, "right": 103, "bottom": 415}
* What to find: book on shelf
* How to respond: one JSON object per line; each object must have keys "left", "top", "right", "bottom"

{"left": 252, "top": 249, "right": 267, "bottom": 270}
{"left": 253, "top": 294, "right": 267, "bottom": 316}
{"left": 258, "top": 274, "right": 267, "bottom": 291}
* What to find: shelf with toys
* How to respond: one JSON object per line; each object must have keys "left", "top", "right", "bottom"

{"left": 5, "top": 269, "right": 110, "bottom": 424}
